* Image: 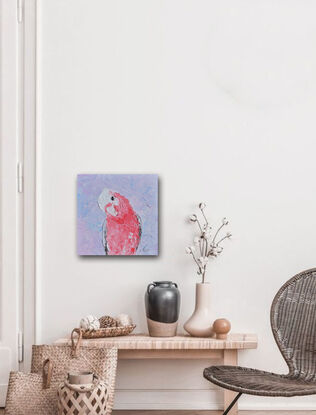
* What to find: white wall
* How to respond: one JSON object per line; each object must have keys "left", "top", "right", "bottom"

{"left": 36, "top": 0, "right": 316, "bottom": 410}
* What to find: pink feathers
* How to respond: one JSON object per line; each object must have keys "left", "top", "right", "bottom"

{"left": 98, "top": 188, "right": 141, "bottom": 255}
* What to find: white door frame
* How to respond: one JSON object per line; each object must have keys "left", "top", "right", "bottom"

{"left": 0, "top": 0, "right": 38, "bottom": 391}
{"left": 22, "top": 0, "right": 37, "bottom": 369}
{"left": 0, "top": 0, "right": 22, "bottom": 404}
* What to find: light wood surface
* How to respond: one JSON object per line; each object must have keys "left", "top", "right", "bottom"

{"left": 3, "top": 412, "right": 306, "bottom": 414}
{"left": 117, "top": 349, "right": 223, "bottom": 359}
{"left": 55, "top": 333, "right": 257, "bottom": 415}
{"left": 223, "top": 349, "right": 238, "bottom": 415}
{"left": 112, "top": 412, "right": 315, "bottom": 415}
{"left": 55, "top": 333, "right": 257, "bottom": 350}
{"left": 113, "top": 412, "right": 314, "bottom": 415}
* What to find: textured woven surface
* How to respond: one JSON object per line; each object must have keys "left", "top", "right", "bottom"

{"left": 99, "top": 316, "right": 117, "bottom": 328}
{"left": 55, "top": 333, "right": 257, "bottom": 349}
{"left": 204, "top": 268, "right": 316, "bottom": 397}
{"left": 81, "top": 325, "right": 136, "bottom": 339}
{"left": 58, "top": 378, "right": 108, "bottom": 415}
{"left": 31, "top": 345, "right": 117, "bottom": 414}
{"left": 204, "top": 366, "right": 316, "bottom": 397}
{"left": 4, "top": 371, "right": 59, "bottom": 415}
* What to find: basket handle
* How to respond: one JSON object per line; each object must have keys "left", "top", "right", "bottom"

{"left": 71, "top": 328, "right": 83, "bottom": 358}
{"left": 42, "top": 358, "right": 53, "bottom": 389}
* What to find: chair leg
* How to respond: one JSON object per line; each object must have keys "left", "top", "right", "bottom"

{"left": 222, "top": 392, "right": 242, "bottom": 415}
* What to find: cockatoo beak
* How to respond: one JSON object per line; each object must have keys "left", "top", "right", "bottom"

{"left": 106, "top": 204, "right": 118, "bottom": 216}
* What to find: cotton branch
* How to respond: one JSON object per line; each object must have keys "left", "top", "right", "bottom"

{"left": 186, "top": 203, "right": 232, "bottom": 283}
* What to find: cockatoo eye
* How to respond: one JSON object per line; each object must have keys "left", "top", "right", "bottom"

{"left": 111, "top": 196, "right": 115, "bottom": 201}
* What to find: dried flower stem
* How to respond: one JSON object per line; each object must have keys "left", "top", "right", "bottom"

{"left": 199, "top": 239, "right": 203, "bottom": 256}
{"left": 196, "top": 219, "right": 203, "bottom": 233}
{"left": 204, "top": 238, "right": 208, "bottom": 257}
{"left": 186, "top": 203, "right": 232, "bottom": 283}
{"left": 191, "top": 250, "right": 202, "bottom": 274}
{"left": 201, "top": 209, "right": 208, "bottom": 225}
{"left": 212, "top": 223, "right": 225, "bottom": 245}
{"left": 216, "top": 234, "right": 231, "bottom": 245}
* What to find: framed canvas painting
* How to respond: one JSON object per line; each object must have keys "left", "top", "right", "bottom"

{"left": 77, "top": 174, "right": 158, "bottom": 256}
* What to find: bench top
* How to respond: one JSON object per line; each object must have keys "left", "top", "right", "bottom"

{"left": 55, "top": 333, "right": 257, "bottom": 350}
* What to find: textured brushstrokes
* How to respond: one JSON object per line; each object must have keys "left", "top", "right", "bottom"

{"left": 77, "top": 174, "right": 158, "bottom": 256}
{"left": 98, "top": 188, "right": 141, "bottom": 255}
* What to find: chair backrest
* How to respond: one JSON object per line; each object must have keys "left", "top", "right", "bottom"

{"left": 271, "top": 268, "right": 316, "bottom": 380}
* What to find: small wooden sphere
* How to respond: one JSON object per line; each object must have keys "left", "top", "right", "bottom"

{"left": 213, "top": 318, "right": 231, "bottom": 340}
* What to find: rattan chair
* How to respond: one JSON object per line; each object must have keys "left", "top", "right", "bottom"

{"left": 204, "top": 268, "right": 316, "bottom": 414}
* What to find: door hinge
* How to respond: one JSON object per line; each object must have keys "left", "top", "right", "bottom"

{"left": 17, "top": 162, "right": 23, "bottom": 193}
{"left": 17, "top": 0, "right": 23, "bottom": 23}
{"left": 18, "top": 331, "right": 24, "bottom": 363}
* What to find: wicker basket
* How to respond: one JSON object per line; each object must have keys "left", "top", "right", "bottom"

{"left": 5, "top": 359, "right": 57, "bottom": 415}
{"left": 58, "top": 375, "right": 108, "bottom": 415}
{"left": 81, "top": 325, "right": 136, "bottom": 339}
{"left": 31, "top": 329, "right": 117, "bottom": 415}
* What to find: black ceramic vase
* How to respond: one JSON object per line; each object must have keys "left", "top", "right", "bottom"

{"left": 145, "top": 281, "right": 180, "bottom": 337}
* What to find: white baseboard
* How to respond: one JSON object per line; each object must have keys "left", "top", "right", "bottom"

{"left": 114, "top": 389, "right": 221, "bottom": 410}
{"left": 239, "top": 402, "right": 316, "bottom": 411}
{"left": 0, "top": 384, "right": 7, "bottom": 407}
{"left": 114, "top": 389, "right": 316, "bottom": 411}
{"left": 116, "top": 403, "right": 221, "bottom": 410}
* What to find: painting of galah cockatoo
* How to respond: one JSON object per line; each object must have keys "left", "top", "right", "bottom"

{"left": 98, "top": 188, "right": 142, "bottom": 255}
{"left": 77, "top": 174, "right": 158, "bottom": 256}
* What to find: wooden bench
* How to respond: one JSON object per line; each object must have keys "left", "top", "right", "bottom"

{"left": 55, "top": 333, "right": 257, "bottom": 414}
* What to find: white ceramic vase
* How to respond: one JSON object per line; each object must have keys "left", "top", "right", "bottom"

{"left": 184, "top": 282, "right": 214, "bottom": 337}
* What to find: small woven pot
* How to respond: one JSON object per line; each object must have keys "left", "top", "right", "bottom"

{"left": 57, "top": 375, "right": 108, "bottom": 415}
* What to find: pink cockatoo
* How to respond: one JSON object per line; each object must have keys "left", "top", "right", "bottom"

{"left": 98, "top": 188, "right": 142, "bottom": 255}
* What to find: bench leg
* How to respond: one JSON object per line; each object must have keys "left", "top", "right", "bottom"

{"left": 223, "top": 393, "right": 242, "bottom": 415}
{"left": 223, "top": 350, "right": 238, "bottom": 415}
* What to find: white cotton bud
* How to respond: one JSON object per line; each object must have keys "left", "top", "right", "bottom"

{"left": 199, "top": 202, "right": 206, "bottom": 209}
{"left": 204, "top": 228, "right": 211, "bottom": 239}
{"left": 198, "top": 256, "right": 209, "bottom": 267}
{"left": 222, "top": 217, "right": 229, "bottom": 225}
{"left": 190, "top": 246, "right": 196, "bottom": 253}
{"left": 80, "top": 315, "right": 100, "bottom": 331}
{"left": 185, "top": 247, "right": 192, "bottom": 254}
{"left": 189, "top": 214, "right": 197, "bottom": 222}
{"left": 226, "top": 232, "right": 232, "bottom": 238}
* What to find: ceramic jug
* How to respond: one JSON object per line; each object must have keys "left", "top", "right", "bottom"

{"left": 145, "top": 281, "right": 180, "bottom": 337}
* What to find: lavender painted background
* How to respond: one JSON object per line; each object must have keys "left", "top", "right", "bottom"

{"left": 77, "top": 174, "right": 158, "bottom": 255}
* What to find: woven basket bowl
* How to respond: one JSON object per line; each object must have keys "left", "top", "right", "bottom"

{"left": 81, "top": 325, "right": 136, "bottom": 339}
